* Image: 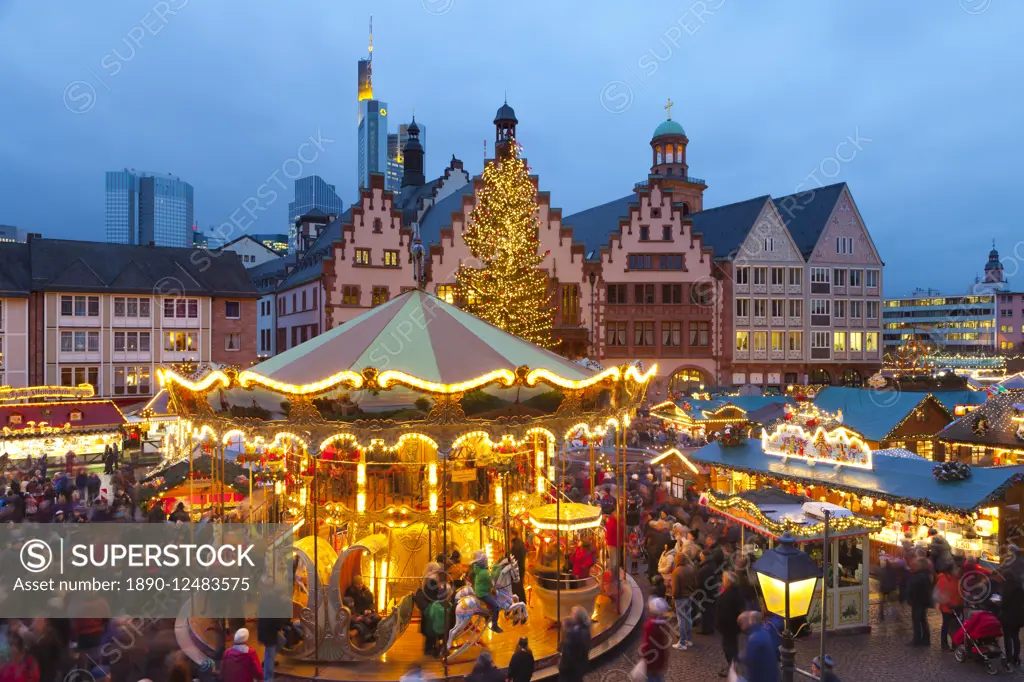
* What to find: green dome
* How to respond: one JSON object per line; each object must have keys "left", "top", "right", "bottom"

{"left": 653, "top": 119, "right": 685, "bottom": 137}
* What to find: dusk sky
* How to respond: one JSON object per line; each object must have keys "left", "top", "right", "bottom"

{"left": 1, "top": 0, "right": 1021, "bottom": 296}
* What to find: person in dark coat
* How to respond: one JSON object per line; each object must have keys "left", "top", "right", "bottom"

{"left": 739, "top": 611, "right": 779, "bottom": 682}
{"left": 557, "top": 607, "right": 591, "bottom": 682}
{"left": 1000, "top": 572, "right": 1024, "bottom": 665}
{"left": 510, "top": 529, "right": 528, "bottom": 605}
{"left": 906, "top": 557, "right": 934, "bottom": 646}
{"left": 696, "top": 541, "right": 724, "bottom": 635}
{"left": 507, "top": 637, "right": 534, "bottom": 682}
{"left": 716, "top": 571, "right": 746, "bottom": 676}
{"left": 466, "top": 651, "right": 504, "bottom": 682}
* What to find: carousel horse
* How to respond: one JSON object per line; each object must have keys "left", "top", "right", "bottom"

{"left": 446, "top": 556, "right": 528, "bottom": 658}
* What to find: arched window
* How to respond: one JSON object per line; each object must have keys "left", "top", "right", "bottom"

{"left": 841, "top": 369, "right": 862, "bottom": 387}
{"left": 668, "top": 368, "right": 709, "bottom": 395}
{"left": 655, "top": 146, "right": 663, "bottom": 165}
{"left": 681, "top": 203, "right": 691, "bottom": 216}
{"left": 675, "top": 147, "right": 683, "bottom": 163}
{"left": 809, "top": 368, "right": 832, "bottom": 385}
{"left": 666, "top": 144, "right": 674, "bottom": 163}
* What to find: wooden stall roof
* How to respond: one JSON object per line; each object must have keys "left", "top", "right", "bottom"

{"left": 0, "top": 400, "right": 126, "bottom": 438}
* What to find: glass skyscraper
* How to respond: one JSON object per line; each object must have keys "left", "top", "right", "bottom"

{"left": 105, "top": 170, "right": 193, "bottom": 247}
{"left": 287, "top": 176, "right": 345, "bottom": 254}
{"left": 358, "top": 98, "right": 389, "bottom": 193}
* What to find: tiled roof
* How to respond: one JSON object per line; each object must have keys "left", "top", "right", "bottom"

{"left": 937, "top": 389, "right": 1024, "bottom": 448}
{"left": 772, "top": 182, "right": 846, "bottom": 258}
{"left": 812, "top": 387, "right": 952, "bottom": 441}
{"left": 561, "top": 194, "right": 636, "bottom": 256}
{"left": 278, "top": 209, "right": 351, "bottom": 291}
{"left": 417, "top": 184, "right": 475, "bottom": 250}
{"left": 248, "top": 255, "right": 294, "bottom": 295}
{"left": 395, "top": 179, "right": 443, "bottom": 226}
{"left": 5, "top": 239, "right": 258, "bottom": 297}
{"left": 688, "top": 196, "right": 772, "bottom": 260}
{"left": 0, "top": 400, "right": 126, "bottom": 435}
{"left": 0, "top": 242, "right": 31, "bottom": 296}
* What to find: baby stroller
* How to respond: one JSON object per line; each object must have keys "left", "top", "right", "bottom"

{"left": 953, "top": 607, "right": 1013, "bottom": 675}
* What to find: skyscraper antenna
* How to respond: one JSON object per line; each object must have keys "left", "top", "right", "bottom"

{"left": 368, "top": 15, "right": 373, "bottom": 61}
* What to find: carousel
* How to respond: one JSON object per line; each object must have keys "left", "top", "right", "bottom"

{"left": 159, "top": 290, "right": 649, "bottom": 679}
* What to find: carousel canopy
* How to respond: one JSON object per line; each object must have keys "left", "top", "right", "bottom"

{"left": 528, "top": 502, "right": 602, "bottom": 531}
{"left": 250, "top": 290, "right": 595, "bottom": 388}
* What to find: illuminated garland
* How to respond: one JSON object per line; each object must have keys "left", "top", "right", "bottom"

{"left": 454, "top": 142, "right": 555, "bottom": 347}
{"left": 702, "top": 489, "right": 883, "bottom": 539}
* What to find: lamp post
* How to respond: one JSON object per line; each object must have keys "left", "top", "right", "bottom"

{"left": 753, "top": 532, "right": 821, "bottom": 682}
{"left": 587, "top": 270, "right": 597, "bottom": 359}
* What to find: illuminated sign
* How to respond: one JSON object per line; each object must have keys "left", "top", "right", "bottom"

{"left": 761, "top": 424, "right": 872, "bottom": 470}
{"left": 2, "top": 422, "right": 73, "bottom": 437}
{"left": 0, "top": 384, "right": 95, "bottom": 403}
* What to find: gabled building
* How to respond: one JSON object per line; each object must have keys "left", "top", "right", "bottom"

{"left": 217, "top": 234, "right": 282, "bottom": 269}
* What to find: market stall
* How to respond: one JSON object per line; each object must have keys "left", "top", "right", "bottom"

{"left": 0, "top": 398, "right": 126, "bottom": 466}
{"left": 938, "top": 389, "right": 1024, "bottom": 466}
{"left": 701, "top": 488, "right": 881, "bottom": 633}
{"left": 688, "top": 421, "right": 1024, "bottom": 570}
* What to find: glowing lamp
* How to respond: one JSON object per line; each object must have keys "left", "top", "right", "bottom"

{"left": 299, "top": 487, "right": 307, "bottom": 507}
{"left": 495, "top": 483, "right": 503, "bottom": 506}
{"left": 753, "top": 532, "right": 820, "bottom": 623}
{"left": 428, "top": 462, "right": 437, "bottom": 486}
{"left": 274, "top": 481, "right": 283, "bottom": 495}
{"left": 357, "top": 493, "right": 366, "bottom": 514}
{"left": 429, "top": 492, "right": 438, "bottom": 513}
{"left": 357, "top": 463, "right": 366, "bottom": 486}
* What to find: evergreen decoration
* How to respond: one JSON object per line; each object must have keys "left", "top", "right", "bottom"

{"left": 455, "top": 142, "right": 554, "bottom": 347}
{"left": 932, "top": 460, "right": 972, "bottom": 483}
{"left": 718, "top": 423, "right": 747, "bottom": 447}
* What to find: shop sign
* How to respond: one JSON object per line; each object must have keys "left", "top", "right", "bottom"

{"left": 761, "top": 424, "right": 872, "bottom": 470}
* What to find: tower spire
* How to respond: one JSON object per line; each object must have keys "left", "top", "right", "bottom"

{"left": 368, "top": 15, "right": 373, "bottom": 61}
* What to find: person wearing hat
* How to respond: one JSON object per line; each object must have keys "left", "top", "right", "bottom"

{"left": 811, "top": 655, "right": 839, "bottom": 682}
{"left": 507, "top": 637, "right": 534, "bottom": 682}
{"left": 220, "top": 628, "right": 261, "bottom": 682}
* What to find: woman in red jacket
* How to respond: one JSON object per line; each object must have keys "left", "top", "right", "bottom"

{"left": 571, "top": 541, "right": 596, "bottom": 580}
{"left": 640, "top": 597, "right": 672, "bottom": 682}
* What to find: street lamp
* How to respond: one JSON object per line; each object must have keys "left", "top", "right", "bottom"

{"left": 753, "top": 532, "right": 821, "bottom": 682}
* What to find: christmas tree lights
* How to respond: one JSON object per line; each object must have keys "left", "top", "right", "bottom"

{"left": 455, "top": 142, "right": 554, "bottom": 347}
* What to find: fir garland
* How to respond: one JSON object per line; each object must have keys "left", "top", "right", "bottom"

{"left": 932, "top": 461, "right": 972, "bottom": 483}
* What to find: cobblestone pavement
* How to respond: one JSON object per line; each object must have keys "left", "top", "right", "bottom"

{"left": 585, "top": 578, "right": 1019, "bottom": 682}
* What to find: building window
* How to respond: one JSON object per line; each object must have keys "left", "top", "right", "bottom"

{"left": 113, "top": 297, "right": 150, "bottom": 318}
{"left": 836, "top": 236, "right": 854, "bottom": 254}
{"left": 752, "top": 299, "right": 767, "bottom": 318}
{"left": 834, "top": 300, "right": 846, "bottom": 319}
{"left": 164, "top": 332, "right": 197, "bottom": 352}
{"left": 771, "top": 299, "right": 784, "bottom": 318}
{"left": 61, "top": 295, "right": 99, "bottom": 317}
{"left": 788, "top": 331, "right": 803, "bottom": 351}
{"left": 634, "top": 321, "right": 655, "bottom": 346}
{"left": 436, "top": 285, "right": 454, "bottom": 304}
{"left": 225, "top": 333, "right": 241, "bottom": 351}
{"left": 833, "top": 332, "right": 846, "bottom": 351}
{"left": 811, "top": 299, "right": 831, "bottom": 316}
{"left": 606, "top": 322, "right": 627, "bottom": 347}
{"left": 354, "top": 248, "right": 371, "bottom": 265}
{"left": 771, "top": 331, "right": 784, "bottom": 351}
{"left": 113, "top": 366, "right": 150, "bottom": 396}
{"left": 639, "top": 226, "right": 650, "bottom": 242}
{"left": 371, "top": 287, "right": 389, "bottom": 306}
{"left": 866, "top": 270, "right": 879, "bottom": 288}
{"left": 373, "top": 218, "right": 383, "bottom": 233}
{"left": 690, "top": 321, "right": 709, "bottom": 347}
{"left": 561, "top": 284, "right": 580, "bottom": 323}
{"left": 690, "top": 282, "right": 714, "bottom": 306}
{"left": 736, "top": 331, "right": 750, "bottom": 351}
{"left": 812, "top": 331, "right": 830, "bottom": 349}
{"left": 662, "top": 284, "right": 682, "bottom": 304}
{"left": 662, "top": 225, "right": 672, "bottom": 241}
{"left": 849, "top": 270, "right": 862, "bottom": 287}
{"left": 850, "top": 300, "right": 862, "bottom": 318}
{"left": 735, "top": 268, "right": 749, "bottom": 285}
{"left": 752, "top": 331, "right": 767, "bottom": 352}
{"left": 225, "top": 301, "right": 241, "bottom": 319}
{"left": 114, "top": 331, "right": 149, "bottom": 352}
{"left": 866, "top": 332, "right": 879, "bottom": 351}
{"left": 849, "top": 332, "right": 863, "bottom": 351}
{"left": 633, "top": 284, "right": 655, "bottom": 304}
{"left": 60, "top": 366, "right": 99, "bottom": 394}
{"left": 662, "top": 322, "right": 682, "bottom": 347}
{"left": 736, "top": 299, "right": 749, "bottom": 317}
{"left": 607, "top": 284, "right": 627, "bottom": 304}
{"left": 866, "top": 301, "right": 879, "bottom": 319}
{"left": 651, "top": 207, "right": 661, "bottom": 219}
{"left": 628, "top": 254, "right": 652, "bottom": 270}
{"left": 343, "top": 286, "right": 360, "bottom": 306}
{"left": 771, "top": 267, "right": 785, "bottom": 286}
{"left": 833, "top": 269, "right": 847, "bottom": 287}
{"left": 752, "top": 268, "right": 767, "bottom": 286}
{"left": 811, "top": 267, "right": 830, "bottom": 284}
{"left": 384, "top": 250, "right": 400, "bottom": 267}
{"left": 788, "top": 299, "right": 803, "bottom": 318}
{"left": 658, "top": 254, "right": 683, "bottom": 270}
{"left": 788, "top": 268, "right": 802, "bottom": 286}
{"left": 764, "top": 237, "right": 774, "bottom": 252}
{"left": 163, "top": 298, "right": 198, "bottom": 319}
{"left": 301, "top": 290, "right": 307, "bottom": 310}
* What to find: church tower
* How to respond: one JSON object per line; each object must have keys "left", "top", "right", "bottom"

{"left": 494, "top": 100, "right": 518, "bottom": 158}
{"left": 984, "top": 240, "right": 1005, "bottom": 284}
{"left": 649, "top": 98, "right": 706, "bottom": 214}
{"left": 400, "top": 117, "right": 425, "bottom": 188}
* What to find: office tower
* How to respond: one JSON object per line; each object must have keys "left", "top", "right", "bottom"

{"left": 356, "top": 16, "right": 388, "bottom": 193}
{"left": 287, "top": 176, "right": 345, "bottom": 254}
{"left": 105, "top": 169, "right": 193, "bottom": 247}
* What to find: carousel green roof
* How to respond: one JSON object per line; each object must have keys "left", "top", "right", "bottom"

{"left": 688, "top": 439, "right": 1024, "bottom": 514}
{"left": 250, "top": 289, "right": 595, "bottom": 388}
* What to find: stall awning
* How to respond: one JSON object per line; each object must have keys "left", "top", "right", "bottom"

{"left": 0, "top": 400, "right": 126, "bottom": 440}
{"left": 689, "top": 440, "right": 1024, "bottom": 514}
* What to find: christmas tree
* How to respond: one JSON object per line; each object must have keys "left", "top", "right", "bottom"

{"left": 455, "top": 142, "right": 554, "bottom": 347}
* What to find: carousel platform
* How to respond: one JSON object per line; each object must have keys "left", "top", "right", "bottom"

{"left": 180, "top": 573, "right": 640, "bottom": 682}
